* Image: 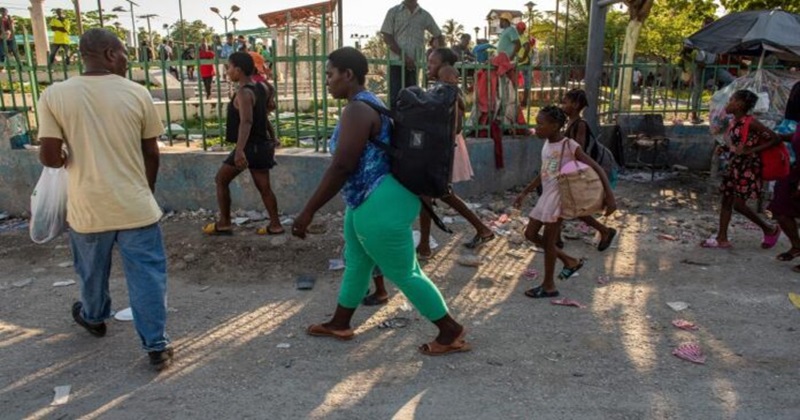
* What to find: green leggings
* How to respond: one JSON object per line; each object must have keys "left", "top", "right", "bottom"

{"left": 339, "top": 175, "right": 449, "bottom": 321}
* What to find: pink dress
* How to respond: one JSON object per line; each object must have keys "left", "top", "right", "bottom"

{"left": 451, "top": 133, "right": 474, "bottom": 183}
{"left": 529, "top": 138, "right": 581, "bottom": 223}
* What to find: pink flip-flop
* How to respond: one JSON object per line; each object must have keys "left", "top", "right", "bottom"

{"left": 761, "top": 226, "right": 782, "bottom": 249}
{"left": 700, "top": 238, "right": 732, "bottom": 249}
{"left": 672, "top": 343, "right": 706, "bottom": 364}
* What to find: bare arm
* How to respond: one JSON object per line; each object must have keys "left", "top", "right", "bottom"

{"left": 513, "top": 174, "right": 542, "bottom": 208}
{"left": 294, "top": 102, "right": 380, "bottom": 237}
{"left": 511, "top": 40, "right": 521, "bottom": 59}
{"left": 742, "top": 119, "right": 780, "bottom": 155}
{"left": 381, "top": 32, "right": 403, "bottom": 57}
{"left": 39, "top": 137, "right": 66, "bottom": 168}
{"left": 141, "top": 138, "right": 160, "bottom": 192}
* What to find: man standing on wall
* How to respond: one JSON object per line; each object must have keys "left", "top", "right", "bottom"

{"left": 48, "top": 8, "right": 71, "bottom": 66}
{"left": 37, "top": 29, "right": 173, "bottom": 371}
{"left": 0, "top": 8, "right": 21, "bottom": 66}
{"left": 381, "top": 0, "right": 444, "bottom": 106}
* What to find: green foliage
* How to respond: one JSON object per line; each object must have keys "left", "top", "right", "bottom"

{"left": 637, "top": 0, "right": 718, "bottom": 61}
{"left": 441, "top": 19, "right": 465, "bottom": 46}
{"left": 166, "top": 20, "right": 215, "bottom": 47}
{"left": 721, "top": 0, "right": 800, "bottom": 14}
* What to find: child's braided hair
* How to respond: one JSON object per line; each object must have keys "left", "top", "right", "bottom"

{"left": 540, "top": 105, "right": 568, "bottom": 128}
{"left": 732, "top": 89, "right": 759, "bottom": 113}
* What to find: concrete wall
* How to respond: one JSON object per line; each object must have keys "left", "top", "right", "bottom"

{"left": 0, "top": 137, "right": 545, "bottom": 217}
{"left": 598, "top": 122, "right": 716, "bottom": 171}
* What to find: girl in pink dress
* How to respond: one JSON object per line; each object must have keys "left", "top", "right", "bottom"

{"left": 513, "top": 106, "right": 617, "bottom": 298}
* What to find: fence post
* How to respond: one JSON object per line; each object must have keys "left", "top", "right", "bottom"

{"left": 196, "top": 52, "right": 205, "bottom": 148}
{"left": 177, "top": 55, "right": 189, "bottom": 141}
{"left": 160, "top": 58, "right": 174, "bottom": 146}
{"left": 214, "top": 51, "right": 223, "bottom": 146}
{"left": 311, "top": 40, "right": 320, "bottom": 148}
{"left": 272, "top": 39, "right": 282, "bottom": 144}
{"left": 291, "top": 39, "right": 300, "bottom": 147}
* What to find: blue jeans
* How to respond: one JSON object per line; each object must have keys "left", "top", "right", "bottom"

{"left": 70, "top": 223, "right": 170, "bottom": 352}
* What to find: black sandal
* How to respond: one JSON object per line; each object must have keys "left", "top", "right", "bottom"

{"left": 524, "top": 286, "right": 560, "bottom": 298}
{"left": 362, "top": 293, "right": 390, "bottom": 306}
{"left": 597, "top": 228, "right": 617, "bottom": 252}
{"left": 464, "top": 233, "right": 496, "bottom": 249}
{"left": 777, "top": 248, "right": 800, "bottom": 261}
{"left": 558, "top": 258, "right": 586, "bottom": 281}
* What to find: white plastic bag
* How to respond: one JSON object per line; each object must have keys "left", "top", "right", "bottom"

{"left": 30, "top": 167, "right": 68, "bottom": 244}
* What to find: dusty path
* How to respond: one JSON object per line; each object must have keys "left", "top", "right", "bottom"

{"left": 1, "top": 172, "right": 799, "bottom": 419}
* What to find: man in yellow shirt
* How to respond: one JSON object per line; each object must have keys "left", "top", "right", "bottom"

{"left": 38, "top": 29, "right": 173, "bottom": 371}
{"left": 48, "top": 8, "right": 71, "bottom": 66}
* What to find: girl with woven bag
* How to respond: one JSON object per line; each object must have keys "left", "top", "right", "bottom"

{"left": 513, "top": 106, "right": 617, "bottom": 298}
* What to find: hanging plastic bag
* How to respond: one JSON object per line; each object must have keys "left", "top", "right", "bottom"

{"left": 30, "top": 167, "right": 68, "bottom": 244}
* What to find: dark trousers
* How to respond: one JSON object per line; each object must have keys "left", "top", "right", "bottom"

{"left": 0, "top": 39, "right": 20, "bottom": 64}
{"left": 202, "top": 77, "right": 213, "bottom": 99}
{"left": 388, "top": 65, "right": 417, "bottom": 107}
{"left": 48, "top": 44, "right": 70, "bottom": 66}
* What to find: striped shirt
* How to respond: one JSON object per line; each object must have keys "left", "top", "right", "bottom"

{"left": 380, "top": 3, "right": 441, "bottom": 61}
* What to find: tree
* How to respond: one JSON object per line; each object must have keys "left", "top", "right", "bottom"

{"left": 721, "top": 0, "right": 799, "bottom": 14}
{"left": 441, "top": 19, "right": 464, "bottom": 47}
{"left": 615, "top": 0, "right": 655, "bottom": 110}
{"left": 637, "top": 0, "right": 717, "bottom": 61}
{"left": 167, "top": 20, "right": 214, "bottom": 47}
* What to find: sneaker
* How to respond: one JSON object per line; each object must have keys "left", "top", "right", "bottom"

{"left": 148, "top": 348, "right": 174, "bottom": 371}
{"left": 71, "top": 302, "right": 106, "bottom": 337}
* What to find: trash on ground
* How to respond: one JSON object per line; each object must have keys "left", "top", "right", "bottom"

{"left": 672, "top": 343, "right": 706, "bottom": 364}
{"left": 522, "top": 269, "right": 539, "bottom": 279}
{"left": 505, "top": 249, "right": 528, "bottom": 259}
{"left": 52, "top": 279, "right": 76, "bottom": 287}
{"left": 596, "top": 275, "right": 610, "bottom": 285}
{"left": 296, "top": 274, "right": 315, "bottom": 290}
{"left": 681, "top": 259, "right": 711, "bottom": 267}
{"left": 550, "top": 298, "right": 586, "bottom": 308}
{"left": 12, "top": 278, "right": 33, "bottom": 288}
{"left": 57, "top": 261, "right": 73, "bottom": 268}
{"left": 378, "top": 317, "right": 410, "bottom": 329}
{"left": 114, "top": 307, "right": 134, "bottom": 321}
{"left": 0, "top": 211, "right": 8, "bottom": 221}
{"left": 233, "top": 217, "right": 250, "bottom": 226}
{"left": 51, "top": 385, "right": 71, "bottom": 406}
{"left": 658, "top": 234, "right": 678, "bottom": 241}
{"left": 328, "top": 259, "right": 345, "bottom": 271}
{"left": 457, "top": 255, "right": 482, "bottom": 267}
{"left": 276, "top": 343, "right": 291, "bottom": 349}
{"left": 672, "top": 319, "right": 699, "bottom": 331}
{"left": 399, "top": 300, "right": 412, "bottom": 312}
{"left": 412, "top": 230, "right": 439, "bottom": 249}
{"left": 442, "top": 217, "right": 454, "bottom": 224}
{"left": 788, "top": 292, "right": 800, "bottom": 310}
{"left": 667, "top": 301, "right": 690, "bottom": 312}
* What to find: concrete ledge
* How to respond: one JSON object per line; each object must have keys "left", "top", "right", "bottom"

{"left": 0, "top": 137, "right": 544, "bottom": 217}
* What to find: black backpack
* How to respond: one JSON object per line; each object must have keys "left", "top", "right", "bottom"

{"left": 568, "top": 119, "right": 618, "bottom": 178}
{"left": 359, "top": 84, "right": 460, "bottom": 232}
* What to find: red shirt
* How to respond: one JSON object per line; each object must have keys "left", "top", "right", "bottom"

{"left": 199, "top": 50, "right": 215, "bottom": 78}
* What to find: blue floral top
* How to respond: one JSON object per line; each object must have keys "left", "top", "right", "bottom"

{"left": 329, "top": 90, "right": 392, "bottom": 209}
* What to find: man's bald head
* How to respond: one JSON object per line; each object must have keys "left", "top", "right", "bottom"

{"left": 79, "top": 29, "right": 128, "bottom": 76}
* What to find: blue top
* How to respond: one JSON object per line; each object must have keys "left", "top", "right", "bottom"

{"left": 473, "top": 43, "right": 496, "bottom": 63}
{"left": 219, "top": 43, "right": 235, "bottom": 59}
{"left": 329, "top": 90, "right": 392, "bottom": 209}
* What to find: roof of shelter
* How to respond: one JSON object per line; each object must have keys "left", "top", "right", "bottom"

{"left": 486, "top": 9, "right": 523, "bottom": 20}
{"left": 258, "top": 0, "right": 338, "bottom": 28}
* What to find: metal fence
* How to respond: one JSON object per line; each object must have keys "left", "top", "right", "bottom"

{"left": 1, "top": 33, "right": 785, "bottom": 153}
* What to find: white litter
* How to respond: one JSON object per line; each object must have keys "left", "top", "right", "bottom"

{"left": 276, "top": 343, "right": 291, "bottom": 349}
{"left": 412, "top": 230, "right": 439, "bottom": 249}
{"left": 667, "top": 301, "right": 690, "bottom": 312}
{"left": 57, "top": 261, "right": 73, "bottom": 268}
{"left": 51, "top": 385, "right": 71, "bottom": 406}
{"left": 233, "top": 217, "right": 250, "bottom": 226}
{"left": 52, "top": 280, "right": 76, "bottom": 287}
{"left": 328, "top": 259, "right": 345, "bottom": 271}
{"left": 114, "top": 307, "right": 134, "bottom": 321}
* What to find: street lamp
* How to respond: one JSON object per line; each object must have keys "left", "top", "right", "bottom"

{"left": 525, "top": 1, "right": 536, "bottom": 27}
{"left": 113, "top": 2, "right": 139, "bottom": 60}
{"left": 138, "top": 13, "right": 158, "bottom": 50}
{"left": 474, "top": 26, "right": 479, "bottom": 40}
{"left": 230, "top": 17, "right": 238, "bottom": 33}
{"left": 349, "top": 33, "right": 368, "bottom": 49}
{"left": 210, "top": 5, "right": 240, "bottom": 34}
{"left": 163, "top": 23, "right": 170, "bottom": 39}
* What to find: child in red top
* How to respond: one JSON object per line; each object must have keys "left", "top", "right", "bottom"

{"left": 198, "top": 41, "right": 216, "bottom": 100}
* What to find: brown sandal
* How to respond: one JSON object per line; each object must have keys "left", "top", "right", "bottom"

{"left": 418, "top": 329, "right": 472, "bottom": 356}
{"left": 306, "top": 324, "right": 355, "bottom": 341}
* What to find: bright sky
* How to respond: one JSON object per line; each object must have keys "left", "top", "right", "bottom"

{"left": 3, "top": 0, "right": 571, "bottom": 43}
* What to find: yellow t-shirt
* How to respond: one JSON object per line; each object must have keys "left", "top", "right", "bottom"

{"left": 50, "top": 17, "right": 70, "bottom": 45}
{"left": 37, "top": 75, "right": 165, "bottom": 234}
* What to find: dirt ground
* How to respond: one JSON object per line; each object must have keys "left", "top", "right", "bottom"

{"left": 1, "top": 171, "right": 799, "bottom": 419}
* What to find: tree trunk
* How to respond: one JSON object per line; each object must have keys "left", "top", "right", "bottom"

{"left": 616, "top": 19, "right": 643, "bottom": 111}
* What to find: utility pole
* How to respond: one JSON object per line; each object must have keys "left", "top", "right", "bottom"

{"left": 337, "top": 0, "right": 343, "bottom": 48}
{"left": 584, "top": 0, "right": 624, "bottom": 132}
{"left": 97, "top": 0, "right": 104, "bottom": 27}
{"left": 72, "top": 0, "right": 84, "bottom": 34}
